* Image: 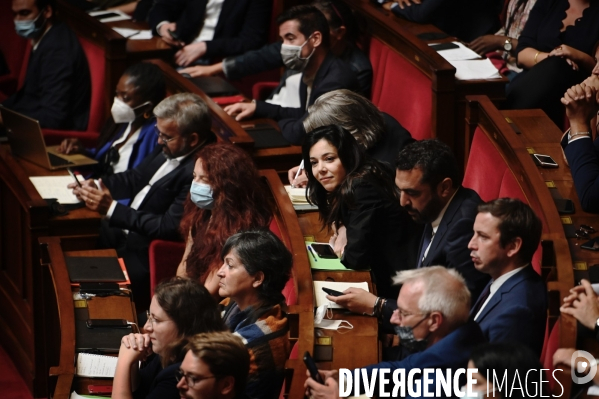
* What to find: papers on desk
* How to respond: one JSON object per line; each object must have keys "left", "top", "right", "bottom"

{"left": 313, "top": 281, "right": 369, "bottom": 309}
{"left": 29, "top": 175, "right": 83, "bottom": 204}
{"left": 76, "top": 353, "right": 118, "bottom": 378}
{"left": 429, "top": 41, "right": 480, "bottom": 61}
{"left": 70, "top": 392, "right": 106, "bottom": 399}
{"left": 112, "top": 27, "right": 153, "bottom": 40}
{"left": 88, "top": 10, "right": 131, "bottom": 23}
{"left": 285, "top": 185, "right": 318, "bottom": 211}
{"left": 448, "top": 59, "right": 502, "bottom": 80}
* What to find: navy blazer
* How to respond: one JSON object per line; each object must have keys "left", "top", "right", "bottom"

{"left": 103, "top": 146, "right": 197, "bottom": 245}
{"left": 363, "top": 320, "right": 486, "bottom": 398}
{"left": 562, "top": 135, "right": 599, "bottom": 213}
{"left": 148, "top": 0, "right": 271, "bottom": 58}
{"left": 133, "top": 355, "right": 180, "bottom": 399}
{"left": 254, "top": 52, "right": 360, "bottom": 145}
{"left": 472, "top": 266, "right": 547, "bottom": 357}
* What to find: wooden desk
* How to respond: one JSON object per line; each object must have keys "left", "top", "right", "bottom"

{"left": 39, "top": 237, "right": 137, "bottom": 399}
{"left": 0, "top": 145, "right": 101, "bottom": 397}
{"left": 297, "top": 210, "right": 380, "bottom": 370}
{"left": 342, "top": 0, "right": 507, "bottom": 170}
{"left": 151, "top": 59, "right": 302, "bottom": 174}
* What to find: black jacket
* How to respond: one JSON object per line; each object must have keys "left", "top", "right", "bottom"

{"left": 3, "top": 22, "right": 90, "bottom": 130}
{"left": 148, "top": 0, "right": 271, "bottom": 58}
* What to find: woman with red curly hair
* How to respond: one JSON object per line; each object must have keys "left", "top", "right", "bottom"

{"left": 176, "top": 143, "right": 272, "bottom": 295}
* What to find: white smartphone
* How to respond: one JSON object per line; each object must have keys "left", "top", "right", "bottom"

{"left": 533, "top": 154, "right": 558, "bottom": 168}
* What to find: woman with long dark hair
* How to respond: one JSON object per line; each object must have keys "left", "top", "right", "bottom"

{"left": 303, "top": 125, "right": 420, "bottom": 298}
{"left": 112, "top": 278, "right": 225, "bottom": 399}
{"left": 177, "top": 143, "right": 272, "bottom": 295}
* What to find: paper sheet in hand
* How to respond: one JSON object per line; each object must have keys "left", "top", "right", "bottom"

{"left": 448, "top": 59, "right": 502, "bottom": 80}
{"left": 112, "top": 27, "right": 153, "bottom": 40}
{"left": 29, "top": 175, "right": 83, "bottom": 204}
{"left": 76, "top": 353, "right": 118, "bottom": 378}
{"left": 430, "top": 41, "right": 481, "bottom": 61}
{"left": 313, "top": 280, "right": 369, "bottom": 309}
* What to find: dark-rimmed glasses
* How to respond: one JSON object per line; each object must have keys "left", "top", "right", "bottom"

{"left": 175, "top": 369, "right": 216, "bottom": 388}
{"left": 154, "top": 124, "right": 175, "bottom": 143}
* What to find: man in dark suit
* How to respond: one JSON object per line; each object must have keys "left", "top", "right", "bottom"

{"left": 469, "top": 198, "right": 547, "bottom": 357}
{"left": 70, "top": 93, "right": 215, "bottom": 308}
{"left": 328, "top": 140, "right": 488, "bottom": 330}
{"left": 4, "top": 0, "right": 90, "bottom": 130}
{"left": 223, "top": 5, "right": 359, "bottom": 145}
{"left": 149, "top": 0, "right": 271, "bottom": 66}
{"left": 306, "top": 266, "right": 486, "bottom": 398}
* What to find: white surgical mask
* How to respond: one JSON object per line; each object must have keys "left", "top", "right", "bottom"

{"left": 280, "top": 36, "right": 315, "bottom": 71}
{"left": 111, "top": 98, "right": 150, "bottom": 124}
{"left": 190, "top": 181, "right": 214, "bottom": 209}
{"left": 314, "top": 302, "right": 353, "bottom": 330}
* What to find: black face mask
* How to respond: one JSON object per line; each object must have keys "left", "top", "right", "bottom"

{"left": 393, "top": 315, "right": 430, "bottom": 353}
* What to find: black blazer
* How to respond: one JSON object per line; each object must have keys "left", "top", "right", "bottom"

{"left": 368, "top": 113, "right": 414, "bottom": 167}
{"left": 3, "top": 22, "right": 90, "bottom": 130}
{"left": 254, "top": 52, "right": 360, "bottom": 144}
{"left": 148, "top": 0, "right": 271, "bottom": 58}
{"left": 103, "top": 146, "right": 196, "bottom": 247}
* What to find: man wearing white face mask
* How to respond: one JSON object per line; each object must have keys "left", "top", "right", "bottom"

{"left": 3, "top": 0, "right": 90, "bottom": 130}
{"left": 223, "top": 5, "right": 359, "bottom": 145}
{"left": 305, "top": 266, "right": 486, "bottom": 398}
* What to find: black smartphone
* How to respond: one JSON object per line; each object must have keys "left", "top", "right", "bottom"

{"left": 533, "top": 154, "right": 558, "bottom": 168}
{"left": 417, "top": 32, "right": 450, "bottom": 41}
{"left": 92, "top": 12, "right": 120, "bottom": 19}
{"left": 588, "top": 265, "right": 599, "bottom": 284}
{"left": 311, "top": 243, "right": 338, "bottom": 259}
{"left": 581, "top": 237, "right": 599, "bottom": 251}
{"left": 80, "top": 282, "right": 120, "bottom": 293}
{"left": 167, "top": 29, "right": 180, "bottom": 41}
{"left": 429, "top": 42, "right": 459, "bottom": 51}
{"left": 303, "top": 351, "right": 323, "bottom": 384}
{"left": 86, "top": 319, "right": 129, "bottom": 328}
{"left": 67, "top": 167, "right": 82, "bottom": 188}
{"left": 322, "top": 287, "right": 344, "bottom": 297}
{"left": 554, "top": 198, "right": 575, "bottom": 214}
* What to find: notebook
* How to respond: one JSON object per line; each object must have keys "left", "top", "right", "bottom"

{"left": 66, "top": 256, "right": 127, "bottom": 283}
{"left": 0, "top": 106, "right": 98, "bottom": 170}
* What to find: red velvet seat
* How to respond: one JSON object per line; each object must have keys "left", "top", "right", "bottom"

{"left": 42, "top": 36, "right": 106, "bottom": 148}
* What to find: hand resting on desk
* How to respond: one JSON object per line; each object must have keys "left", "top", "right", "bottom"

{"left": 224, "top": 101, "right": 257, "bottom": 121}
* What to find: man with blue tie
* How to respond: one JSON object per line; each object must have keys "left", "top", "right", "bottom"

{"left": 468, "top": 198, "right": 547, "bottom": 357}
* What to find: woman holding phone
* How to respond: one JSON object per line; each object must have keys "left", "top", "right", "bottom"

{"left": 303, "top": 125, "right": 420, "bottom": 299}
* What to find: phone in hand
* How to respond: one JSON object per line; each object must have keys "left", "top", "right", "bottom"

{"left": 167, "top": 29, "right": 180, "bottom": 41}
{"left": 86, "top": 319, "right": 129, "bottom": 328}
{"left": 303, "top": 351, "right": 323, "bottom": 384}
{"left": 311, "top": 243, "right": 338, "bottom": 259}
{"left": 322, "top": 287, "right": 344, "bottom": 297}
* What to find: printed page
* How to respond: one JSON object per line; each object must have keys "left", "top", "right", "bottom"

{"left": 76, "top": 353, "right": 118, "bottom": 378}
{"left": 313, "top": 280, "right": 369, "bottom": 309}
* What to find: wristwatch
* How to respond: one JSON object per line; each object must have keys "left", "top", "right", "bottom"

{"left": 594, "top": 317, "right": 599, "bottom": 340}
{"left": 503, "top": 38, "right": 513, "bottom": 52}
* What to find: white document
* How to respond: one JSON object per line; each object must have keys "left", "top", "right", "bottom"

{"left": 448, "top": 59, "right": 502, "bottom": 80}
{"left": 112, "top": 27, "right": 153, "bottom": 40}
{"left": 313, "top": 280, "right": 369, "bottom": 309}
{"left": 76, "top": 353, "right": 118, "bottom": 378}
{"left": 588, "top": 384, "right": 599, "bottom": 396}
{"left": 430, "top": 41, "right": 481, "bottom": 61}
{"left": 29, "top": 175, "right": 83, "bottom": 204}
{"left": 284, "top": 185, "right": 318, "bottom": 211}
{"left": 88, "top": 10, "right": 131, "bottom": 23}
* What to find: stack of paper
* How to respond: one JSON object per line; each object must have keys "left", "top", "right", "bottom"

{"left": 112, "top": 27, "right": 153, "bottom": 40}
{"left": 88, "top": 10, "right": 131, "bottom": 23}
{"left": 76, "top": 353, "right": 118, "bottom": 378}
{"left": 430, "top": 41, "right": 480, "bottom": 61}
{"left": 448, "top": 59, "right": 502, "bottom": 80}
{"left": 285, "top": 185, "right": 318, "bottom": 211}
{"left": 29, "top": 175, "right": 82, "bottom": 204}
{"left": 313, "top": 281, "right": 369, "bottom": 308}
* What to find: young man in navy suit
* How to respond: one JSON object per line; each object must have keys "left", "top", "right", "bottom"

{"left": 69, "top": 93, "right": 215, "bottom": 308}
{"left": 469, "top": 198, "right": 547, "bottom": 357}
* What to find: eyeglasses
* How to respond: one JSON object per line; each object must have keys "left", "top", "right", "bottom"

{"left": 154, "top": 125, "right": 175, "bottom": 143}
{"left": 175, "top": 369, "right": 216, "bottom": 388}
{"left": 393, "top": 307, "right": 424, "bottom": 319}
{"left": 576, "top": 225, "right": 596, "bottom": 239}
{"left": 145, "top": 310, "right": 172, "bottom": 326}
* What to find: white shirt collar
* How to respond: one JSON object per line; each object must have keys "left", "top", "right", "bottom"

{"left": 431, "top": 189, "right": 459, "bottom": 233}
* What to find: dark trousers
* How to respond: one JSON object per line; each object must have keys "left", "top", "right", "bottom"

{"left": 98, "top": 219, "right": 151, "bottom": 311}
{"left": 506, "top": 56, "right": 587, "bottom": 128}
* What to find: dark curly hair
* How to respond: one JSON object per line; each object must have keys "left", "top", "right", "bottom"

{"left": 179, "top": 143, "right": 272, "bottom": 282}
{"left": 302, "top": 125, "right": 398, "bottom": 229}
{"left": 395, "top": 139, "right": 461, "bottom": 189}
{"left": 220, "top": 229, "right": 293, "bottom": 306}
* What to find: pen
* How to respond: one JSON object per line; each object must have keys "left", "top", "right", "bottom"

{"left": 292, "top": 160, "right": 304, "bottom": 188}
{"left": 307, "top": 245, "right": 318, "bottom": 262}
{"left": 67, "top": 167, "right": 82, "bottom": 187}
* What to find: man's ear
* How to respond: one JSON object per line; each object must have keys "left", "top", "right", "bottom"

{"left": 428, "top": 312, "right": 443, "bottom": 332}
{"left": 332, "top": 25, "right": 346, "bottom": 42}
{"left": 252, "top": 271, "right": 265, "bottom": 288}
{"left": 217, "top": 376, "right": 236, "bottom": 396}
{"left": 505, "top": 237, "right": 523, "bottom": 259}
{"left": 436, "top": 177, "right": 454, "bottom": 199}
{"left": 311, "top": 31, "right": 323, "bottom": 48}
{"left": 43, "top": 5, "right": 53, "bottom": 19}
{"left": 188, "top": 132, "right": 199, "bottom": 147}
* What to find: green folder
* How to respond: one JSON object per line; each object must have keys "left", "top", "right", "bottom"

{"left": 305, "top": 241, "right": 348, "bottom": 270}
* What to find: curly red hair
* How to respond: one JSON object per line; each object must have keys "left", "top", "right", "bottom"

{"left": 179, "top": 143, "right": 272, "bottom": 281}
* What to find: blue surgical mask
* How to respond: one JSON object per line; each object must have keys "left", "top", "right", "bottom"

{"left": 14, "top": 11, "right": 46, "bottom": 39}
{"left": 190, "top": 181, "right": 214, "bottom": 209}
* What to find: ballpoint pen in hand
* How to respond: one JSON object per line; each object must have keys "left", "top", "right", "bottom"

{"left": 292, "top": 160, "right": 304, "bottom": 188}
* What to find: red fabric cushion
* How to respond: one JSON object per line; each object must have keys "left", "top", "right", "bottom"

{"left": 149, "top": 240, "right": 186, "bottom": 296}
{"left": 463, "top": 127, "right": 506, "bottom": 201}
{"left": 252, "top": 81, "right": 279, "bottom": 101}
{"left": 369, "top": 38, "right": 432, "bottom": 140}
{"left": 78, "top": 36, "right": 106, "bottom": 132}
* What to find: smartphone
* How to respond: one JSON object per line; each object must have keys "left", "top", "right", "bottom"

{"left": 429, "top": 42, "right": 459, "bottom": 51}
{"left": 554, "top": 198, "right": 575, "bottom": 214}
{"left": 91, "top": 12, "right": 120, "bottom": 19}
{"left": 589, "top": 265, "right": 599, "bottom": 284}
{"left": 581, "top": 237, "right": 599, "bottom": 251}
{"left": 322, "top": 287, "right": 344, "bottom": 297}
{"left": 167, "top": 29, "right": 180, "bottom": 41}
{"left": 67, "top": 167, "right": 82, "bottom": 187}
{"left": 88, "top": 385, "right": 113, "bottom": 395}
{"left": 311, "top": 243, "right": 338, "bottom": 259}
{"left": 533, "top": 154, "right": 558, "bottom": 168}
{"left": 303, "top": 351, "right": 323, "bottom": 384}
{"left": 86, "top": 319, "right": 129, "bottom": 328}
